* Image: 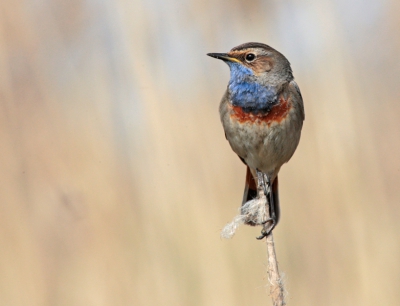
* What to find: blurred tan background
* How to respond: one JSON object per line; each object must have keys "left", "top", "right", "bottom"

{"left": 1, "top": 0, "right": 400, "bottom": 305}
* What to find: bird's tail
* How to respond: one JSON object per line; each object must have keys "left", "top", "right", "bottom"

{"left": 271, "top": 175, "right": 280, "bottom": 225}
{"left": 241, "top": 166, "right": 280, "bottom": 225}
{"left": 242, "top": 166, "right": 258, "bottom": 205}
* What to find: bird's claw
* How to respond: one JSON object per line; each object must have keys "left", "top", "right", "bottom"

{"left": 256, "top": 218, "right": 276, "bottom": 240}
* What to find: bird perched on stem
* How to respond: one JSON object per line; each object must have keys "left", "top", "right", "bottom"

{"left": 207, "top": 42, "right": 304, "bottom": 239}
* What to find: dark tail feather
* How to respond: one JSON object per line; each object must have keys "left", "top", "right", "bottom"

{"left": 242, "top": 166, "right": 257, "bottom": 204}
{"left": 271, "top": 176, "right": 280, "bottom": 225}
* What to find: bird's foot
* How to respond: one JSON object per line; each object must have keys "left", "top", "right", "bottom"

{"left": 256, "top": 218, "right": 276, "bottom": 240}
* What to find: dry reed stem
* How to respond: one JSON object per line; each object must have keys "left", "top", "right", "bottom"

{"left": 220, "top": 175, "right": 286, "bottom": 305}
{"left": 266, "top": 233, "right": 285, "bottom": 305}
{"left": 258, "top": 182, "right": 286, "bottom": 306}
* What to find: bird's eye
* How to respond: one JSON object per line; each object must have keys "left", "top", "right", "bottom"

{"left": 245, "top": 53, "right": 256, "bottom": 62}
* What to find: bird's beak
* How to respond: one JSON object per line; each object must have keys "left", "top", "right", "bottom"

{"left": 207, "top": 53, "right": 240, "bottom": 63}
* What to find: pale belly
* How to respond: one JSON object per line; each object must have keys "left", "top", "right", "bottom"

{"left": 220, "top": 98, "right": 302, "bottom": 179}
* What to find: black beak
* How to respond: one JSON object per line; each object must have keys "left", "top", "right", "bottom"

{"left": 207, "top": 53, "right": 239, "bottom": 63}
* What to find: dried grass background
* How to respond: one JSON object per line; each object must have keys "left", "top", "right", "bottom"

{"left": 1, "top": 0, "right": 400, "bottom": 305}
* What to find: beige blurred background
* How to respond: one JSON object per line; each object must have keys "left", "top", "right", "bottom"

{"left": 1, "top": 0, "right": 400, "bottom": 305}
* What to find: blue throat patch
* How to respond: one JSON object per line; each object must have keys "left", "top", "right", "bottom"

{"left": 227, "top": 62, "right": 278, "bottom": 112}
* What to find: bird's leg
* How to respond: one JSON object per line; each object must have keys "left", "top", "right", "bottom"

{"left": 256, "top": 170, "right": 276, "bottom": 240}
{"left": 263, "top": 172, "right": 277, "bottom": 232}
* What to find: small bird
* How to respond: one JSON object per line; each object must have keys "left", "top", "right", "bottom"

{"left": 207, "top": 42, "right": 304, "bottom": 239}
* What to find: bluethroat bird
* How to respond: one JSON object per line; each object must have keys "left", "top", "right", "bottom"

{"left": 207, "top": 42, "right": 304, "bottom": 239}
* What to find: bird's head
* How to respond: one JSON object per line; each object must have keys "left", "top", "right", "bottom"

{"left": 207, "top": 42, "right": 293, "bottom": 87}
